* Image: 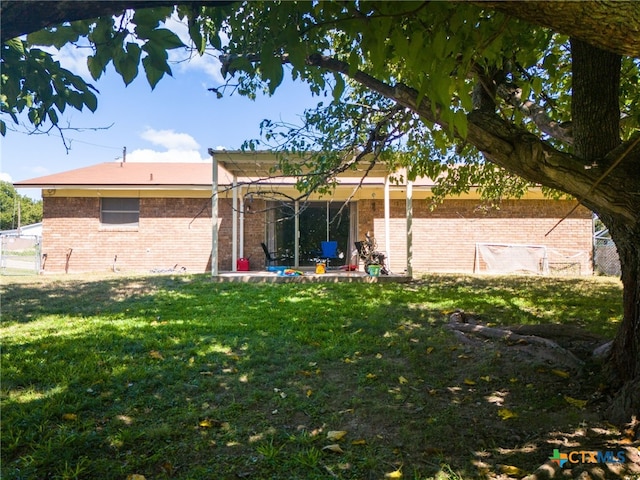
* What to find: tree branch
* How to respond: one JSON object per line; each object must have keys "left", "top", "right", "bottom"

{"left": 304, "top": 53, "right": 639, "bottom": 222}
{"left": 496, "top": 83, "right": 573, "bottom": 144}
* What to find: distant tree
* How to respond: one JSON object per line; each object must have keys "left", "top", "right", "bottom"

{"left": 0, "top": 181, "right": 43, "bottom": 230}
{"left": 1, "top": 1, "right": 639, "bottom": 422}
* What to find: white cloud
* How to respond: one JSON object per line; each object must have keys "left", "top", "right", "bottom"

{"left": 125, "top": 128, "right": 207, "bottom": 162}
{"left": 0, "top": 172, "right": 13, "bottom": 182}
{"left": 140, "top": 128, "right": 200, "bottom": 150}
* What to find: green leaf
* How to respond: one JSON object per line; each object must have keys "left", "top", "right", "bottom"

{"left": 47, "top": 108, "right": 59, "bottom": 125}
{"left": 188, "top": 21, "right": 206, "bottom": 55}
{"left": 147, "top": 28, "right": 185, "bottom": 50}
{"left": 5, "top": 38, "right": 24, "bottom": 55}
{"left": 0, "top": 120, "right": 6, "bottom": 136}
{"left": 83, "top": 91, "right": 98, "bottom": 112}
{"left": 332, "top": 73, "right": 345, "bottom": 102}
{"left": 87, "top": 52, "right": 110, "bottom": 80}
{"left": 113, "top": 43, "right": 141, "bottom": 85}
{"left": 142, "top": 57, "right": 166, "bottom": 90}
{"left": 64, "top": 92, "right": 81, "bottom": 110}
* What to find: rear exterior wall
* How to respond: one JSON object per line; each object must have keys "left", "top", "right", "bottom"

{"left": 41, "top": 196, "right": 266, "bottom": 274}
{"left": 41, "top": 195, "right": 593, "bottom": 275}
{"left": 357, "top": 198, "right": 594, "bottom": 275}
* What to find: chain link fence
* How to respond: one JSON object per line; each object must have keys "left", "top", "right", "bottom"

{"left": 0, "top": 234, "right": 41, "bottom": 275}
{"left": 593, "top": 238, "right": 621, "bottom": 276}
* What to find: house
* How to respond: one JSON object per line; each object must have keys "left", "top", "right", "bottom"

{"left": 14, "top": 151, "right": 594, "bottom": 276}
{"left": 0, "top": 222, "right": 43, "bottom": 237}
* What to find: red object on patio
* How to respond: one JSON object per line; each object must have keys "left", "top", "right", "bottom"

{"left": 237, "top": 258, "right": 250, "bottom": 271}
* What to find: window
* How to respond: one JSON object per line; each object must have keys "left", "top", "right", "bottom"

{"left": 100, "top": 198, "right": 139, "bottom": 227}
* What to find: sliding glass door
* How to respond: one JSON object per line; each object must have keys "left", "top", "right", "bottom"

{"left": 268, "top": 201, "right": 352, "bottom": 266}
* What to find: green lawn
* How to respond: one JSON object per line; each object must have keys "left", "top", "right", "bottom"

{"left": 1, "top": 273, "right": 632, "bottom": 479}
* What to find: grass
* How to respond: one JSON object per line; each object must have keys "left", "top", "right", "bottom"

{"left": 0, "top": 273, "right": 634, "bottom": 479}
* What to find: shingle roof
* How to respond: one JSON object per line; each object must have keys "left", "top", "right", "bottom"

{"left": 14, "top": 162, "right": 234, "bottom": 188}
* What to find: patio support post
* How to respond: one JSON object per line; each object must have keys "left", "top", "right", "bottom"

{"left": 406, "top": 179, "right": 413, "bottom": 277}
{"left": 295, "top": 201, "right": 300, "bottom": 267}
{"left": 232, "top": 176, "right": 238, "bottom": 272}
{"left": 384, "top": 175, "right": 391, "bottom": 268}
{"left": 209, "top": 148, "right": 219, "bottom": 277}
{"left": 239, "top": 186, "right": 245, "bottom": 259}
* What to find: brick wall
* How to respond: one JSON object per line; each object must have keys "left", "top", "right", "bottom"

{"left": 41, "top": 196, "right": 267, "bottom": 274}
{"left": 41, "top": 194, "right": 593, "bottom": 275}
{"left": 358, "top": 198, "right": 593, "bottom": 275}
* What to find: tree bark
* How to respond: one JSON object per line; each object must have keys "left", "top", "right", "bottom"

{"left": 570, "top": 39, "right": 621, "bottom": 163}
{"left": 0, "top": 0, "right": 232, "bottom": 43}
{"left": 473, "top": 0, "right": 640, "bottom": 58}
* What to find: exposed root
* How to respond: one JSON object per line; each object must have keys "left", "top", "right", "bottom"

{"left": 445, "top": 310, "right": 585, "bottom": 370}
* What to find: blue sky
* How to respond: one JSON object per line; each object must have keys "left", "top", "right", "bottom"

{"left": 1, "top": 20, "right": 322, "bottom": 200}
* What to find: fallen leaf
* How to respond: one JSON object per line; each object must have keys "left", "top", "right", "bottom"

{"left": 480, "top": 376, "right": 491, "bottom": 382}
{"left": 159, "top": 461, "right": 173, "bottom": 475}
{"left": 499, "top": 464, "right": 525, "bottom": 476}
{"left": 509, "top": 377, "right": 518, "bottom": 383}
{"left": 384, "top": 469, "right": 403, "bottom": 478}
{"left": 327, "top": 430, "right": 348, "bottom": 441}
{"left": 426, "top": 347, "right": 434, "bottom": 354}
{"left": 322, "top": 444, "right": 344, "bottom": 453}
{"left": 149, "top": 350, "right": 164, "bottom": 360}
{"left": 126, "top": 475, "right": 146, "bottom": 480}
{"left": 366, "top": 373, "right": 377, "bottom": 379}
{"left": 199, "top": 419, "right": 221, "bottom": 428}
{"left": 351, "top": 439, "right": 367, "bottom": 445}
{"left": 398, "top": 376, "right": 409, "bottom": 384}
{"left": 376, "top": 353, "right": 383, "bottom": 359}
{"left": 551, "top": 369, "right": 570, "bottom": 378}
{"left": 306, "top": 389, "right": 313, "bottom": 397}
{"left": 463, "top": 378, "right": 476, "bottom": 386}
{"left": 497, "top": 408, "right": 518, "bottom": 420}
{"left": 564, "top": 395, "right": 587, "bottom": 409}
{"left": 62, "top": 413, "right": 77, "bottom": 421}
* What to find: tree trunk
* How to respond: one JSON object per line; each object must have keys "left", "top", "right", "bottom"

{"left": 601, "top": 216, "right": 640, "bottom": 380}
{"left": 570, "top": 38, "right": 621, "bottom": 162}
{"left": 569, "top": 41, "right": 640, "bottom": 424}
{"left": 599, "top": 213, "right": 640, "bottom": 423}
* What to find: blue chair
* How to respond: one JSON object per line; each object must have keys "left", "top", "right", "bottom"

{"left": 320, "top": 241, "right": 339, "bottom": 268}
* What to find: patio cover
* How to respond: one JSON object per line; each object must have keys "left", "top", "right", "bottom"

{"left": 208, "top": 150, "right": 414, "bottom": 276}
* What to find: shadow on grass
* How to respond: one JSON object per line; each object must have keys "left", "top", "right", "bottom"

{"left": 2, "top": 273, "right": 636, "bottom": 479}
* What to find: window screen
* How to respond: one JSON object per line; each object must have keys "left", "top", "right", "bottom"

{"left": 100, "top": 198, "right": 139, "bottom": 227}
